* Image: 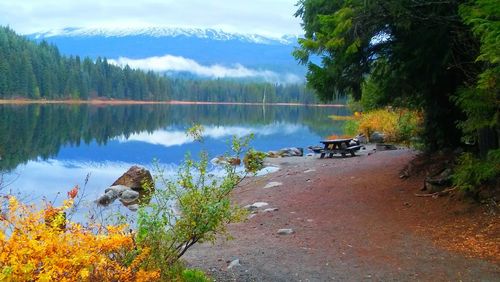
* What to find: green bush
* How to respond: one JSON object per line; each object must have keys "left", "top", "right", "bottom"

{"left": 134, "top": 131, "right": 262, "bottom": 279}
{"left": 452, "top": 149, "right": 500, "bottom": 192}
{"left": 343, "top": 119, "right": 360, "bottom": 136}
{"left": 182, "top": 268, "right": 211, "bottom": 282}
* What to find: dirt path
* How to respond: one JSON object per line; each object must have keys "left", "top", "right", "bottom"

{"left": 184, "top": 149, "right": 499, "bottom": 281}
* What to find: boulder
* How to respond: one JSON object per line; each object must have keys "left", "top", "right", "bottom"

{"left": 97, "top": 167, "right": 154, "bottom": 207}
{"left": 112, "top": 166, "right": 153, "bottom": 191}
{"left": 120, "top": 189, "right": 140, "bottom": 204}
{"left": 370, "top": 132, "right": 385, "bottom": 143}
{"left": 424, "top": 168, "right": 453, "bottom": 193}
{"left": 97, "top": 185, "right": 126, "bottom": 206}
{"left": 278, "top": 147, "right": 303, "bottom": 157}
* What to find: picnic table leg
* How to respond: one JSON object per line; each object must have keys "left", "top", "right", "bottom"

{"left": 320, "top": 152, "right": 325, "bottom": 158}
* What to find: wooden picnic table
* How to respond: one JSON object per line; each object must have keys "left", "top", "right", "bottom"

{"left": 319, "top": 138, "right": 362, "bottom": 158}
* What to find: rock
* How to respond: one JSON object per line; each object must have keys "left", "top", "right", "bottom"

{"left": 308, "top": 145, "right": 324, "bottom": 154}
{"left": 424, "top": 168, "right": 453, "bottom": 193}
{"left": 210, "top": 156, "right": 241, "bottom": 166}
{"left": 277, "top": 228, "right": 295, "bottom": 235}
{"left": 127, "top": 204, "right": 139, "bottom": 211}
{"left": 112, "top": 166, "right": 153, "bottom": 191}
{"left": 244, "top": 202, "right": 269, "bottom": 211}
{"left": 303, "top": 169, "right": 316, "bottom": 173}
{"left": 263, "top": 208, "right": 279, "bottom": 212}
{"left": 264, "top": 181, "right": 282, "bottom": 189}
{"left": 267, "top": 151, "right": 282, "bottom": 158}
{"left": 105, "top": 184, "right": 129, "bottom": 195}
{"left": 370, "top": 132, "right": 385, "bottom": 143}
{"left": 96, "top": 186, "right": 125, "bottom": 206}
{"left": 376, "top": 143, "right": 397, "bottom": 151}
{"left": 227, "top": 259, "right": 241, "bottom": 269}
{"left": 278, "top": 147, "right": 303, "bottom": 157}
{"left": 119, "top": 189, "right": 140, "bottom": 204}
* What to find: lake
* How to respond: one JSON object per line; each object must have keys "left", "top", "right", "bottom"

{"left": 0, "top": 104, "right": 348, "bottom": 221}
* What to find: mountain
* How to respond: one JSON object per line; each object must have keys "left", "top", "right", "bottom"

{"left": 26, "top": 27, "right": 305, "bottom": 80}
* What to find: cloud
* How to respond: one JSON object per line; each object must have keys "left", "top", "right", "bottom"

{"left": 0, "top": 0, "right": 302, "bottom": 37}
{"left": 109, "top": 54, "right": 303, "bottom": 83}
{"left": 116, "top": 123, "right": 304, "bottom": 148}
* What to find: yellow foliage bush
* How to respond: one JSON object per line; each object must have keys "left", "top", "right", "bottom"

{"left": 0, "top": 196, "right": 160, "bottom": 281}
{"left": 358, "top": 109, "right": 400, "bottom": 141}
{"left": 342, "top": 108, "right": 422, "bottom": 143}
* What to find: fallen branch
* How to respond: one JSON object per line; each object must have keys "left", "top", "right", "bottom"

{"left": 415, "top": 187, "right": 457, "bottom": 198}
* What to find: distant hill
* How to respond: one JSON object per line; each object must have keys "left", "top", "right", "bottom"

{"left": 26, "top": 27, "right": 306, "bottom": 79}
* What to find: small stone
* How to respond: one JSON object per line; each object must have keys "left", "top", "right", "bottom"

{"left": 264, "top": 181, "right": 283, "bottom": 189}
{"left": 127, "top": 204, "right": 139, "bottom": 211}
{"left": 263, "top": 208, "right": 279, "bottom": 212}
{"left": 277, "top": 228, "right": 295, "bottom": 235}
{"left": 244, "top": 202, "right": 269, "bottom": 211}
{"left": 227, "top": 259, "right": 240, "bottom": 269}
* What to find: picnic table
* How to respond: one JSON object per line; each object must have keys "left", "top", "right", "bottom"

{"left": 318, "top": 138, "right": 362, "bottom": 158}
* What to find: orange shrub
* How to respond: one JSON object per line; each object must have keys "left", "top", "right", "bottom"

{"left": 358, "top": 109, "right": 400, "bottom": 141}
{"left": 0, "top": 196, "right": 160, "bottom": 281}
{"left": 339, "top": 108, "right": 422, "bottom": 143}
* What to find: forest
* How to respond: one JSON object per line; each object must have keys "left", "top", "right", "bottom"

{"left": 0, "top": 26, "right": 318, "bottom": 104}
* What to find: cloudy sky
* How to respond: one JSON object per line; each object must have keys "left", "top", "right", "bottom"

{"left": 0, "top": 0, "right": 302, "bottom": 36}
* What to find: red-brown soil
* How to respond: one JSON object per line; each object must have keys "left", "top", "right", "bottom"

{"left": 184, "top": 149, "right": 499, "bottom": 281}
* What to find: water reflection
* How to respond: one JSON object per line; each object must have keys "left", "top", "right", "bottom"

{"left": 0, "top": 104, "right": 348, "bottom": 218}
{"left": 116, "top": 123, "right": 305, "bottom": 148}
{"left": 0, "top": 104, "right": 348, "bottom": 171}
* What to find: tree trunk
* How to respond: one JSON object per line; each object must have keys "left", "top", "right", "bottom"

{"left": 478, "top": 127, "right": 499, "bottom": 158}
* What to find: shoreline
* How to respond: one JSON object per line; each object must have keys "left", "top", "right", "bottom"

{"left": 0, "top": 99, "right": 345, "bottom": 107}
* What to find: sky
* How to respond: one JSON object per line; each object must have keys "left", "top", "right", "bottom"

{"left": 0, "top": 0, "right": 303, "bottom": 37}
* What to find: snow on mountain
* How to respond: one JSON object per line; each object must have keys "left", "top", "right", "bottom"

{"left": 28, "top": 27, "right": 297, "bottom": 45}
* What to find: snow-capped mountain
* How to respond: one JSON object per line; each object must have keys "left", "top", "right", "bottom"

{"left": 28, "top": 27, "right": 297, "bottom": 45}
{"left": 27, "top": 27, "right": 305, "bottom": 82}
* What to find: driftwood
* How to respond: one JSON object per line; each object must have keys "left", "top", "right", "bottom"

{"left": 415, "top": 187, "right": 457, "bottom": 198}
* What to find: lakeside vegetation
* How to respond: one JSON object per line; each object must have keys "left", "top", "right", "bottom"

{"left": 0, "top": 26, "right": 319, "bottom": 104}
{"left": 0, "top": 132, "right": 264, "bottom": 281}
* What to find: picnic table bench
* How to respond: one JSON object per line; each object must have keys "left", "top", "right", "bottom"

{"left": 317, "top": 138, "right": 362, "bottom": 158}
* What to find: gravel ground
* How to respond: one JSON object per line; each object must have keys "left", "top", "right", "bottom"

{"left": 184, "top": 148, "right": 500, "bottom": 281}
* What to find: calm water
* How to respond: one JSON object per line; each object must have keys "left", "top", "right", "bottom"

{"left": 0, "top": 104, "right": 348, "bottom": 220}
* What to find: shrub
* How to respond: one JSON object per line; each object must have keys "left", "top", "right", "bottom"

{"left": 181, "top": 268, "right": 211, "bottom": 282}
{"left": 134, "top": 133, "right": 264, "bottom": 279}
{"left": 452, "top": 149, "right": 500, "bottom": 192}
{"left": 0, "top": 196, "right": 160, "bottom": 281}
{"left": 341, "top": 108, "right": 422, "bottom": 144}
